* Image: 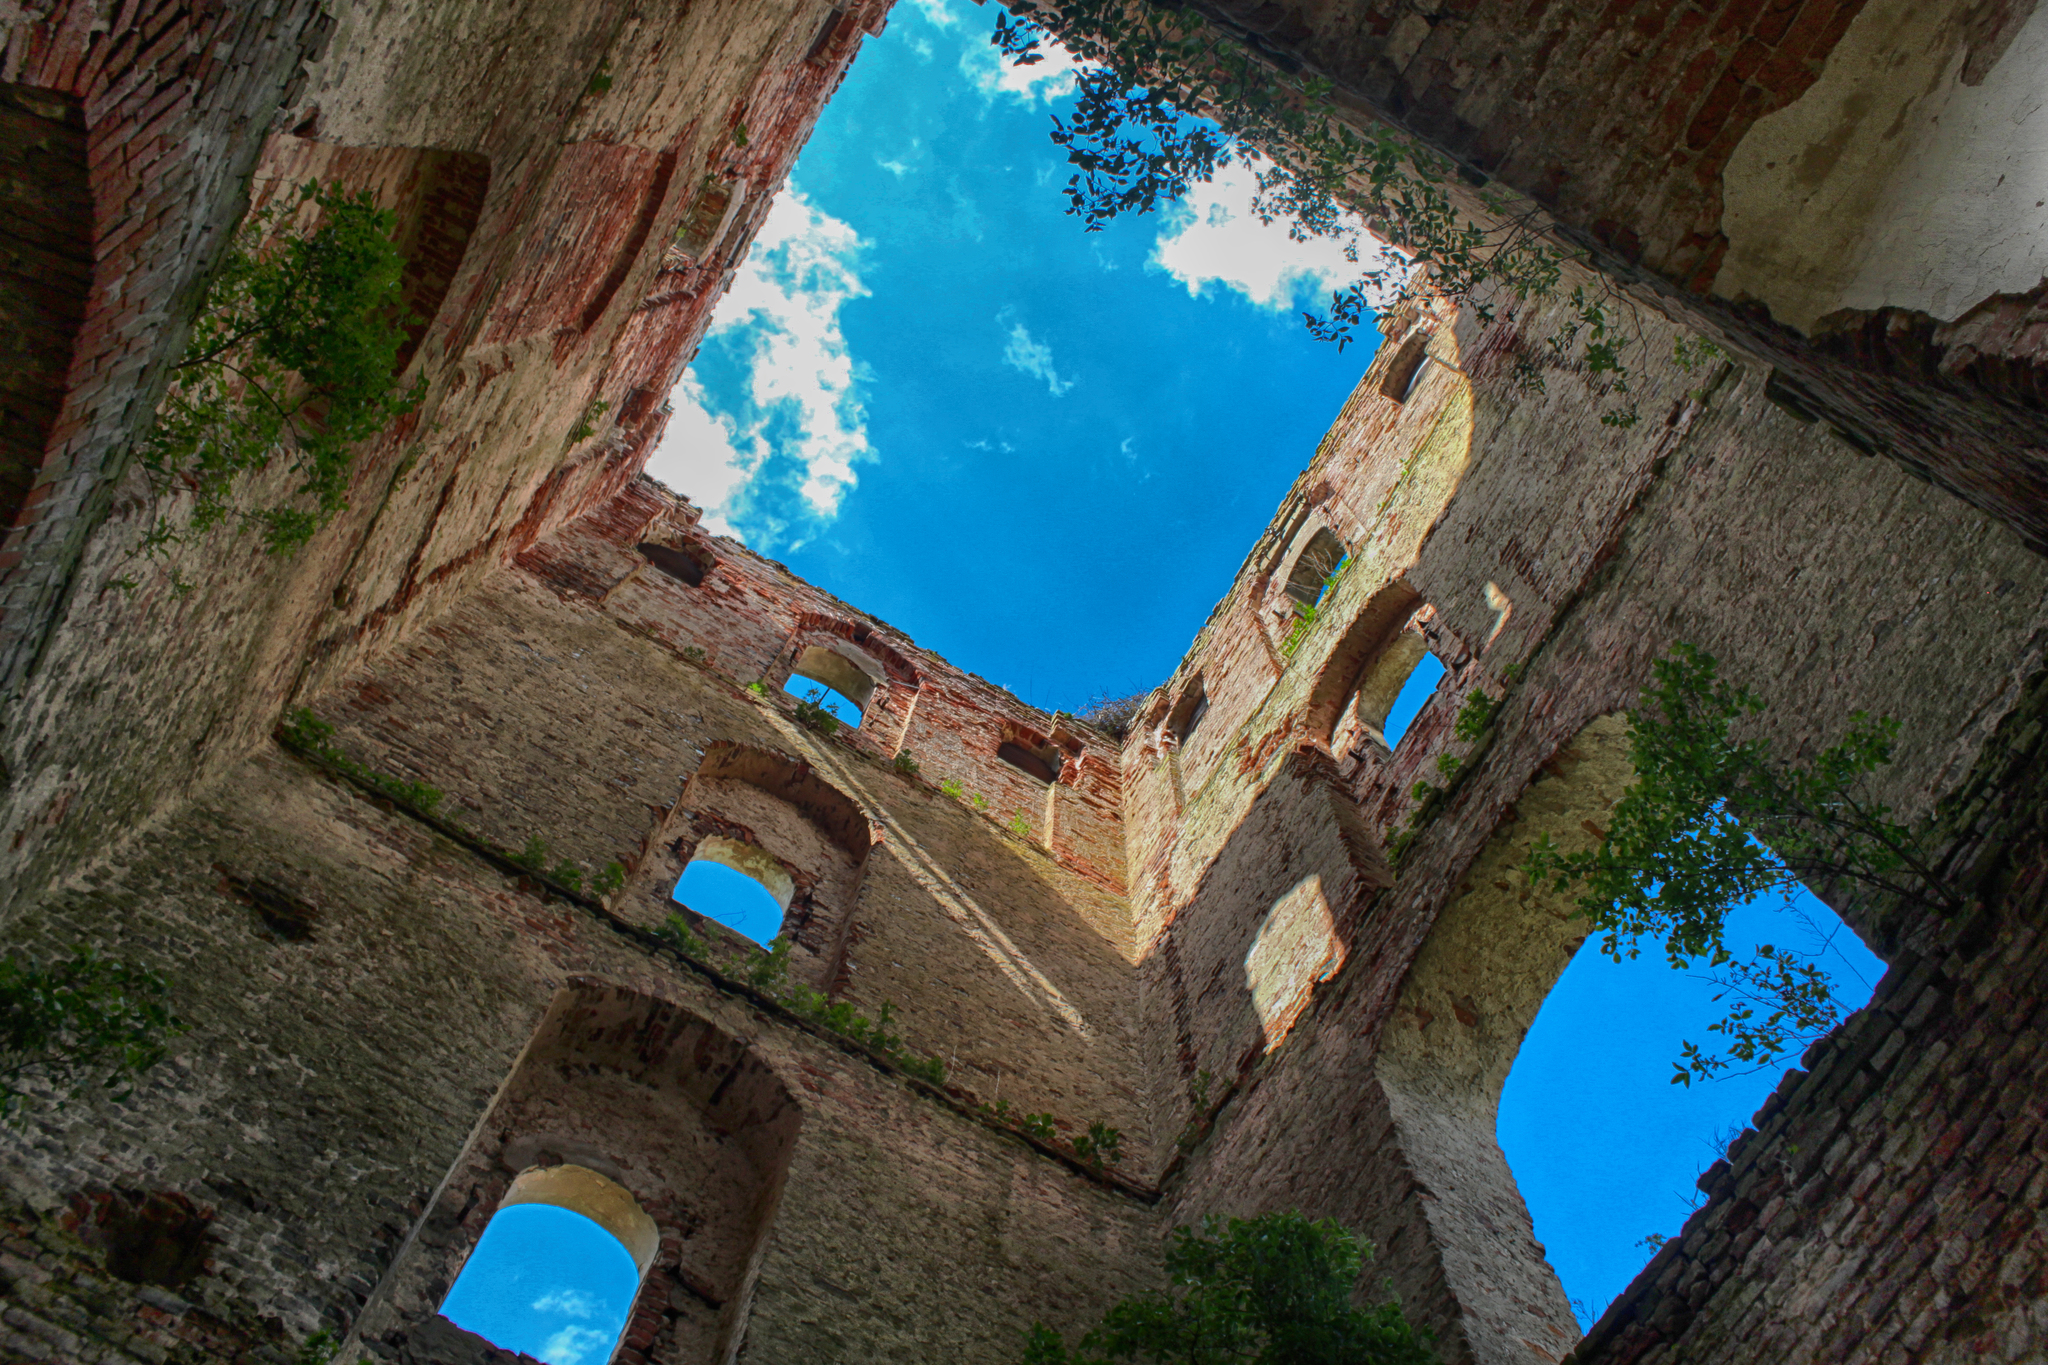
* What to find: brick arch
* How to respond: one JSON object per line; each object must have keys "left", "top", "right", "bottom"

{"left": 792, "top": 610, "right": 919, "bottom": 686}
{"left": 645, "top": 741, "right": 879, "bottom": 990}
{"left": 351, "top": 981, "right": 803, "bottom": 1364}
{"left": 1304, "top": 577, "right": 1426, "bottom": 745}
{"left": 690, "top": 740, "right": 876, "bottom": 861}
{"left": 0, "top": 81, "right": 91, "bottom": 539}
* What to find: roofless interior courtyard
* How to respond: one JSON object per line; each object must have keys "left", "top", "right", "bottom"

{"left": 1, "top": 1, "right": 2047, "bottom": 1364}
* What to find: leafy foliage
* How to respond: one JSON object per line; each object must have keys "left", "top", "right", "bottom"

{"left": 593, "top": 861, "right": 628, "bottom": 896}
{"left": 138, "top": 181, "right": 422, "bottom": 558}
{"left": 1023, "top": 1211, "right": 1431, "bottom": 1365}
{"left": 513, "top": 835, "right": 551, "bottom": 873}
{"left": 1281, "top": 558, "right": 1349, "bottom": 658}
{"left": 793, "top": 686, "right": 844, "bottom": 735}
{"left": 1009, "top": 811, "right": 1033, "bottom": 837}
{"left": 1074, "top": 1120, "right": 1122, "bottom": 1170}
{"left": 991, "top": 6, "right": 1668, "bottom": 419}
{"left": 1021, "top": 1112, "right": 1058, "bottom": 1141}
{"left": 278, "top": 708, "right": 447, "bottom": 815}
{"left": 894, "top": 749, "right": 922, "bottom": 776}
{"left": 1525, "top": 645, "right": 1956, "bottom": 1083}
{"left": 0, "top": 950, "right": 184, "bottom": 1120}
{"left": 657, "top": 912, "right": 709, "bottom": 958}
{"left": 1451, "top": 689, "right": 1497, "bottom": 743}
{"left": 656, "top": 919, "right": 948, "bottom": 1084}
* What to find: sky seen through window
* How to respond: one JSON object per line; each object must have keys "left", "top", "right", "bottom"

{"left": 631, "top": 0, "right": 1888, "bottom": 1336}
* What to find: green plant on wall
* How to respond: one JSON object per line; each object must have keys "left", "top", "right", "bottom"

{"left": 793, "top": 687, "right": 843, "bottom": 736}
{"left": 1525, "top": 644, "right": 1959, "bottom": 1084}
{"left": 992, "top": 4, "right": 1669, "bottom": 426}
{"left": 137, "top": 180, "right": 424, "bottom": 559}
{"left": 0, "top": 950, "right": 185, "bottom": 1121}
{"left": 1073, "top": 1120, "right": 1122, "bottom": 1171}
{"left": 278, "top": 709, "right": 448, "bottom": 816}
{"left": 893, "top": 750, "right": 921, "bottom": 776}
{"left": 1007, "top": 811, "right": 1032, "bottom": 837}
{"left": 1280, "top": 558, "right": 1348, "bottom": 658}
{"left": 568, "top": 397, "right": 610, "bottom": 444}
{"left": 1022, "top": 1210, "right": 1431, "bottom": 1364}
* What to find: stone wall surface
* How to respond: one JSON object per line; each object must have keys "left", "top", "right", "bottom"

{"left": 1, "top": 735, "right": 1159, "bottom": 1364}
{"left": 299, "top": 482, "right": 1146, "bottom": 1168}
{"left": 3, "top": 0, "right": 2048, "bottom": 1362}
{"left": 1127, "top": 287, "right": 2048, "bottom": 1363}
{"left": 0, "top": 0, "right": 885, "bottom": 931}
{"left": 1126, "top": 0, "right": 2048, "bottom": 565}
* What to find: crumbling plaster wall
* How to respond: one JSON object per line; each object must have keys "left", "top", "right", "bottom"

{"left": 0, "top": 737, "right": 1161, "bottom": 1363}
{"left": 1109, "top": 0, "right": 2048, "bottom": 573}
{"left": 0, "top": 0, "right": 887, "bottom": 928}
{"left": 299, "top": 478, "right": 1147, "bottom": 1169}
{"left": 1127, "top": 287, "right": 2048, "bottom": 1363}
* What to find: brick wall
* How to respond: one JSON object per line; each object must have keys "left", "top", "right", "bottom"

{"left": 1128, "top": 285, "right": 2048, "bottom": 1362}
{"left": 1073, "top": 0, "right": 2048, "bottom": 565}
{"left": 0, "top": 0, "right": 891, "bottom": 927}
{"left": 0, "top": 0, "right": 325, "bottom": 692}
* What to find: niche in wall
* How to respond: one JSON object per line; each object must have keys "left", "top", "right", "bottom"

{"left": 249, "top": 135, "right": 492, "bottom": 376}
{"left": 0, "top": 82, "right": 90, "bottom": 535}
{"left": 363, "top": 983, "right": 803, "bottom": 1365}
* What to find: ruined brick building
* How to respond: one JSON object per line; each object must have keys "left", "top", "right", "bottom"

{"left": 1, "top": 0, "right": 2046, "bottom": 1361}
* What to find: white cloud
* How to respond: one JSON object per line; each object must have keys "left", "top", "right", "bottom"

{"left": 645, "top": 188, "right": 871, "bottom": 545}
{"left": 1002, "top": 322, "right": 1074, "bottom": 396}
{"left": 539, "top": 1325, "right": 612, "bottom": 1365}
{"left": 1152, "top": 160, "right": 1410, "bottom": 312}
{"left": 532, "top": 1289, "right": 599, "bottom": 1319}
{"left": 908, "top": 0, "right": 959, "bottom": 28}
{"left": 960, "top": 24, "right": 1082, "bottom": 104}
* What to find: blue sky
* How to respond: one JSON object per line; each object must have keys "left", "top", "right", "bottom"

{"left": 636, "top": 0, "right": 1888, "bottom": 1339}
{"left": 1503, "top": 889, "right": 1881, "bottom": 1326}
{"left": 441, "top": 1204, "right": 638, "bottom": 1365}
{"left": 645, "top": 0, "right": 1373, "bottom": 710}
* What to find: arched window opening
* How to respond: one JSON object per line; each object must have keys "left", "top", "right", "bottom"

{"left": 786, "top": 643, "right": 878, "bottom": 727}
{"left": 1166, "top": 681, "right": 1209, "bottom": 745}
{"left": 672, "top": 836, "right": 791, "bottom": 945}
{"left": 0, "top": 82, "right": 90, "bottom": 536}
{"left": 1499, "top": 875, "right": 1882, "bottom": 1331}
{"left": 440, "top": 1164, "right": 654, "bottom": 1365}
{"left": 1282, "top": 528, "right": 1348, "bottom": 608}
{"left": 1378, "top": 332, "right": 1430, "bottom": 402}
{"left": 637, "top": 540, "right": 710, "bottom": 586}
{"left": 998, "top": 738, "right": 1061, "bottom": 783}
{"left": 249, "top": 138, "right": 491, "bottom": 377}
{"left": 1338, "top": 628, "right": 1446, "bottom": 751}
{"left": 1378, "top": 649, "right": 1446, "bottom": 748}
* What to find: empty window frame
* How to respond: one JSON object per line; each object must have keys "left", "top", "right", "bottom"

{"left": 1282, "top": 528, "right": 1349, "bottom": 609}
{"left": 786, "top": 643, "right": 878, "bottom": 727}
{"left": 673, "top": 177, "right": 743, "bottom": 260}
{"left": 1378, "top": 333, "right": 1431, "bottom": 403}
{"left": 672, "top": 836, "right": 792, "bottom": 946}
{"left": 440, "top": 1164, "right": 655, "bottom": 1365}
{"left": 997, "top": 736, "right": 1063, "bottom": 784}
{"left": 1166, "top": 680, "right": 1209, "bottom": 745}
{"left": 637, "top": 540, "right": 711, "bottom": 586}
{"left": 1355, "top": 636, "right": 1446, "bottom": 749}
